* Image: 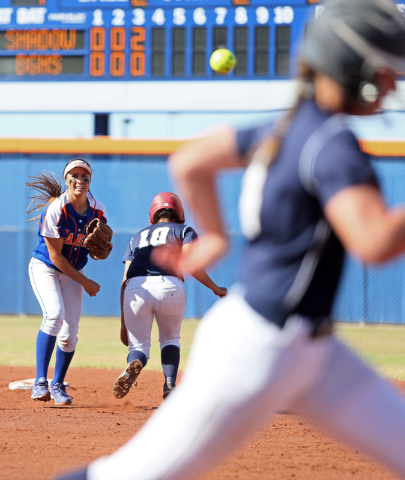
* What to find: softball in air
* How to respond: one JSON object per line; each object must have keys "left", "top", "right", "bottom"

{"left": 210, "top": 49, "right": 236, "bottom": 74}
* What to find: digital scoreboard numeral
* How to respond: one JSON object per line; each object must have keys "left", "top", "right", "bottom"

{"left": 90, "top": 27, "right": 105, "bottom": 76}
{"left": 130, "top": 27, "right": 145, "bottom": 76}
{"left": 90, "top": 28, "right": 105, "bottom": 51}
{"left": 90, "top": 52, "right": 104, "bottom": 76}
{"left": 130, "top": 27, "right": 145, "bottom": 51}
{"left": 111, "top": 52, "right": 125, "bottom": 76}
{"left": 111, "top": 27, "right": 125, "bottom": 51}
{"left": 110, "top": 27, "right": 125, "bottom": 76}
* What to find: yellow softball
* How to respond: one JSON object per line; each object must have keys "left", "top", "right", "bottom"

{"left": 209, "top": 49, "right": 236, "bottom": 74}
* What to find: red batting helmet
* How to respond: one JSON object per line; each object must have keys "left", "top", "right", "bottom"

{"left": 149, "top": 192, "right": 185, "bottom": 225}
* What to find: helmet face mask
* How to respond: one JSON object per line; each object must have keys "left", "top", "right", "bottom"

{"left": 149, "top": 192, "right": 185, "bottom": 225}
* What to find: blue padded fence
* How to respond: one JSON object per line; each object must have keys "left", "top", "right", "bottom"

{"left": 1, "top": 154, "right": 405, "bottom": 323}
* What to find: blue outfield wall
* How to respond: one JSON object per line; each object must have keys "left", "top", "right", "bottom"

{"left": 332, "top": 159, "right": 405, "bottom": 324}
{"left": 1, "top": 154, "right": 405, "bottom": 323}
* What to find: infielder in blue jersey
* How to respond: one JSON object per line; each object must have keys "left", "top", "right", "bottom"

{"left": 52, "top": 0, "right": 405, "bottom": 478}
{"left": 113, "top": 192, "right": 227, "bottom": 401}
{"left": 26, "top": 159, "right": 109, "bottom": 406}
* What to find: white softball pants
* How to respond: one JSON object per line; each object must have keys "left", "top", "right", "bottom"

{"left": 123, "top": 275, "right": 186, "bottom": 359}
{"left": 29, "top": 258, "right": 83, "bottom": 352}
{"left": 89, "top": 292, "right": 405, "bottom": 480}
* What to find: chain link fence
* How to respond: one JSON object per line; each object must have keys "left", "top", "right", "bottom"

{"left": 0, "top": 154, "right": 246, "bottom": 318}
{"left": 1, "top": 153, "right": 404, "bottom": 322}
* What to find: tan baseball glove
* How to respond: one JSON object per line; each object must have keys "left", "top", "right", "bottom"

{"left": 84, "top": 219, "right": 113, "bottom": 260}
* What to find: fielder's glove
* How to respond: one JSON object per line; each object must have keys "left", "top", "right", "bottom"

{"left": 84, "top": 218, "right": 113, "bottom": 260}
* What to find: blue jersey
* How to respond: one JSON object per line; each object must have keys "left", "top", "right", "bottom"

{"left": 32, "top": 191, "right": 108, "bottom": 271}
{"left": 123, "top": 222, "right": 198, "bottom": 280}
{"left": 237, "top": 100, "right": 378, "bottom": 327}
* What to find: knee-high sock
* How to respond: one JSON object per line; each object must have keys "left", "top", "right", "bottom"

{"left": 52, "top": 345, "right": 75, "bottom": 386}
{"left": 127, "top": 350, "right": 147, "bottom": 367}
{"left": 36, "top": 330, "right": 56, "bottom": 382}
{"left": 161, "top": 345, "right": 180, "bottom": 385}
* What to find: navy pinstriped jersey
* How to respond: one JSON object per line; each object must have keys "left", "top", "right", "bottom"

{"left": 236, "top": 100, "right": 379, "bottom": 327}
{"left": 123, "top": 222, "right": 198, "bottom": 280}
{"left": 32, "top": 191, "right": 108, "bottom": 271}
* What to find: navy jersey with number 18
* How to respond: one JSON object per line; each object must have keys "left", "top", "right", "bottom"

{"left": 123, "top": 222, "right": 198, "bottom": 280}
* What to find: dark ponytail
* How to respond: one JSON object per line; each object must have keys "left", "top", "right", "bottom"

{"left": 248, "top": 62, "right": 316, "bottom": 168}
{"left": 25, "top": 171, "right": 64, "bottom": 222}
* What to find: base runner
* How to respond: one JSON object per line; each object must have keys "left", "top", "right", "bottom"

{"left": 112, "top": 192, "right": 227, "bottom": 401}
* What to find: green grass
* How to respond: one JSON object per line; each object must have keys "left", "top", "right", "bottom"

{"left": 1, "top": 316, "right": 405, "bottom": 379}
{"left": 335, "top": 323, "right": 405, "bottom": 380}
{"left": 0, "top": 315, "right": 199, "bottom": 370}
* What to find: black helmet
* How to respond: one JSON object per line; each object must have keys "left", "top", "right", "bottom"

{"left": 302, "top": 0, "right": 405, "bottom": 100}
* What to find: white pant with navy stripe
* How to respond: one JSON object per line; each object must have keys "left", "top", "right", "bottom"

{"left": 123, "top": 275, "right": 186, "bottom": 359}
{"left": 89, "top": 292, "right": 405, "bottom": 480}
{"left": 29, "top": 257, "right": 83, "bottom": 352}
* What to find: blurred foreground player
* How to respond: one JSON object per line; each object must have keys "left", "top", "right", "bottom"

{"left": 113, "top": 192, "right": 227, "bottom": 401}
{"left": 54, "top": 0, "right": 405, "bottom": 478}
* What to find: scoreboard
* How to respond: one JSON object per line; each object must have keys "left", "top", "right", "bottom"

{"left": 0, "top": 0, "right": 404, "bottom": 81}
{"left": 0, "top": 0, "right": 328, "bottom": 80}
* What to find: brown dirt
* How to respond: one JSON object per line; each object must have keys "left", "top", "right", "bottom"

{"left": 0, "top": 366, "right": 402, "bottom": 480}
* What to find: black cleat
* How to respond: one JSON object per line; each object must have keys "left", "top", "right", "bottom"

{"left": 163, "top": 382, "right": 175, "bottom": 400}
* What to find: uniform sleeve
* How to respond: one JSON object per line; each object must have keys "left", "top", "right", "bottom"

{"left": 122, "top": 238, "right": 135, "bottom": 262}
{"left": 236, "top": 120, "right": 274, "bottom": 157}
{"left": 182, "top": 226, "right": 198, "bottom": 245}
{"left": 312, "top": 129, "right": 379, "bottom": 208}
{"left": 41, "top": 200, "right": 64, "bottom": 239}
{"left": 94, "top": 198, "right": 108, "bottom": 223}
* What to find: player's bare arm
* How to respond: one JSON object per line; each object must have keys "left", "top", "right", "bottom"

{"left": 181, "top": 243, "right": 227, "bottom": 297}
{"left": 169, "top": 127, "right": 242, "bottom": 272}
{"left": 44, "top": 236, "right": 100, "bottom": 297}
{"left": 325, "top": 184, "right": 405, "bottom": 263}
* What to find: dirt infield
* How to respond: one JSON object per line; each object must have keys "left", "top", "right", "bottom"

{"left": 0, "top": 366, "right": 402, "bottom": 480}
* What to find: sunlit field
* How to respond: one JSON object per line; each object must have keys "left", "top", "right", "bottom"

{"left": 0, "top": 315, "right": 198, "bottom": 370}
{"left": 1, "top": 316, "right": 405, "bottom": 379}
